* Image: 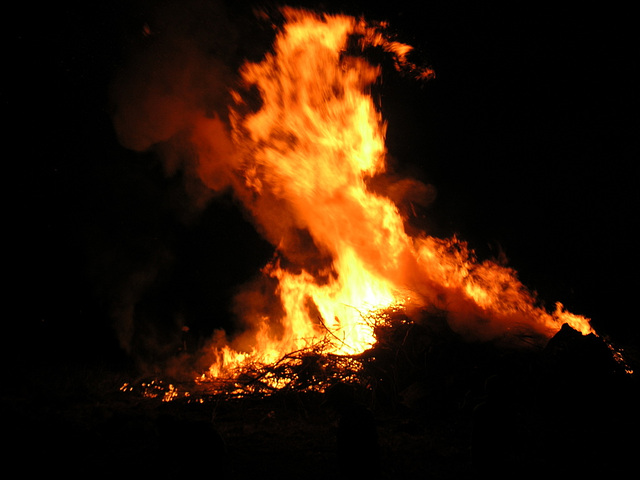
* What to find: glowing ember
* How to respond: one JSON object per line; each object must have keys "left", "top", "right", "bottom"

{"left": 120, "top": 380, "right": 188, "bottom": 402}
{"left": 182, "top": 7, "right": 595, "bottom": 384}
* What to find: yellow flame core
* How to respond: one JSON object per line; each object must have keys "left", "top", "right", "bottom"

{"left": 203, "top": 8, "right": 593, "bottom": 381}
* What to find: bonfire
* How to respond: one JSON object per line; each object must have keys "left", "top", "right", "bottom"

{"left": 106, "top": 6, "right": 633, "bottom": 401}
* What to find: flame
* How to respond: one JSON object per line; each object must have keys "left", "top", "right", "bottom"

{"left": 184, "top": 8, "right": 594, "bottom": 382}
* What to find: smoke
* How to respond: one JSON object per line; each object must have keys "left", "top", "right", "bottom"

{"left": 105, "top": 0, "right": 248, "bottom": 362}
{"left": 105, "top": 0, "right": 310, "bottom": 365}
{"left": 109, "top": 0, "right": 243, "bottom": 206}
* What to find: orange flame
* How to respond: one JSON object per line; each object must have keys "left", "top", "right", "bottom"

{"left": 196, "top": 8, "right": 593, "bottom": 381}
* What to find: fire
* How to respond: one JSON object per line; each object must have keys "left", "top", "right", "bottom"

{"left": 180, "top": 7, "right": 595, "bottom": 384}
{"left": 106, "top": 6, "right": 595, "bottom": 387}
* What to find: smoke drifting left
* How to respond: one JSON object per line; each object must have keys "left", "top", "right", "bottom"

{"left": 103, "top": 0, "right": 260, "bottom": 363}
{"left": 110, "top": 0, "right": 242, "bottom": 201}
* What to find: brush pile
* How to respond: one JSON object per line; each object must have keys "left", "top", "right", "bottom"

{"left": 116, "top": 308, "right": 639, "bottom": 477}
{"left": 6, "top": 306, "right": 638, "bottom": 478}
{"left": 131, "top": 306, "right": 635, "bottom": 417}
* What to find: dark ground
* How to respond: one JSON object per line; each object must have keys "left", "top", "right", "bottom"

{"left": 3, "top": 320, "right": 639, "bottom": 478}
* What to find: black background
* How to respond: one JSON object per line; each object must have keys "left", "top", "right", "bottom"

{"left": 7, "top": 0, "right": 638, "bottom": 367}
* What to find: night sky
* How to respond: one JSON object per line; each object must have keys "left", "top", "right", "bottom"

{"left": 8, "top": 1, "right": 638, "bottom": 367}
